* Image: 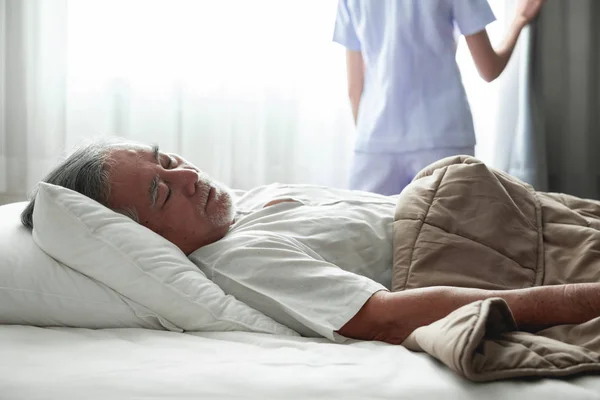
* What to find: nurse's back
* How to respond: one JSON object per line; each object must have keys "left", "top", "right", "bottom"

{"left": 333, "top": 0, "right": 546, "bottom": 195}
{"left": 334, "top": 0, "right": 495, "bottom": 153}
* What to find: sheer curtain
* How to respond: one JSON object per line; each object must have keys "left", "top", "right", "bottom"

{"left": 64, "top": 0, "right": 355, "bottom": 190}
{"left": 1, "top": 0, "right": 534, "bottom": 204}
{"left": 457, "top": 0, "right": 545, "bottom": 189}
{"left": 1, "top": 0, "right": 354, "bottom": 203}
{"left": 1, "top": 0, "right": 69, "bottom": 204}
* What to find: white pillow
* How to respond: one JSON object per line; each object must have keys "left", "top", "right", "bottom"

{"left": 32, "top": 182, "right": 298, "bottom": 336}
{"left": 0, "top": 201, "right": 170, "bottom": 329}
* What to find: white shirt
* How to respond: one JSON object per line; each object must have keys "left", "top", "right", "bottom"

{"left": 333, "top": 0, "right": 496, "bottom": 154}
{"left": 189, "top": 184, "right": 395, "bottom": 341}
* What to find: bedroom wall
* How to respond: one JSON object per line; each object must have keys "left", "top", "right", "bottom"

{"left": 534, "top": 0, "right": 600, "bottom": 199}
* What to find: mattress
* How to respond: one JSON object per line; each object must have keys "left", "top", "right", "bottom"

{"left": 2, "top": 325, "right": 600, "bottom": 399}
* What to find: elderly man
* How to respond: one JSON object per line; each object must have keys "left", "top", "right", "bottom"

{"left": 21, "top": 140, "right": 600, "bottom": 344}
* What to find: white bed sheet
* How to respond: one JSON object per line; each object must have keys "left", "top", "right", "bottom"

{"left": 2, "top": 325, "right": 600, "bottom": 400}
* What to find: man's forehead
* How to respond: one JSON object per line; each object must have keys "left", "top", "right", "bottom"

{"left": 107, "top": 146, "right": 154, "bottom": 198}
{"left": 107, "top": 145, "right": 153, "bottom": 165}
{"left": 114, "top": 144, "right": 152, "bottom": 156}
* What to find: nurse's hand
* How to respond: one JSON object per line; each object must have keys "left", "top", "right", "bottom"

{"left": 515, "top": 0, "right": 547, "bottom": 26}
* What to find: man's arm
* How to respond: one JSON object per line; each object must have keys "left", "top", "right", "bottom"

{"left": 338, "top": 283, "right": 600, "bottom": 344}
{"left": 465, "top": 0, "right": 546, "bottom": 82}
{"left": 345, "top": 49, "right": 364, "bottom": 125}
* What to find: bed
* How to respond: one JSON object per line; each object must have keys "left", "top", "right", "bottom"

{"left": 4, "top": 325, "right": 600, "bottom": 399}
{"left": 2, "top": 185, "right": 600, "bottom": 399}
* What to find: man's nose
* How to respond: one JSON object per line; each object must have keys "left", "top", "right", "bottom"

{"left": 169, "top": 167, "right": 198, "bottom": 196}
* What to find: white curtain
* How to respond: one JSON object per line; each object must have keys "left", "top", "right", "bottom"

{"left": 1, "top": 0, "right": 69, "bottom": 203}
{"left": 1, "top": 0, "right": 535, "bottom": 204}
{"left": 1, "top": 0, "right": 354, "bottom": 201}
{"left": 457, "top": 0, "right": 546, "bottom": 189}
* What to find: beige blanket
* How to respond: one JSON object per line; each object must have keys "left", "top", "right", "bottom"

{"left": 392, "top": 156, "right": 600, "bottom": 381}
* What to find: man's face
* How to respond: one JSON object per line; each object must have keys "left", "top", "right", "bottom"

{"left": 106, "top": 145, "right": 235, "bottom": 255}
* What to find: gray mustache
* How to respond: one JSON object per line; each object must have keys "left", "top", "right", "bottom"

{"left": 196, "top": 171, "right": 211, "bottom": 184}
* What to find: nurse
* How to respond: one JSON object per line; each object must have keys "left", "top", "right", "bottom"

{"left": 333, "top": 0, "right": 546, "bottom": 195}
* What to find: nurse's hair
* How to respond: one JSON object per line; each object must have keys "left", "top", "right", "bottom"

{"left": 20, "top": 138, "right": 139, "bottom": 229}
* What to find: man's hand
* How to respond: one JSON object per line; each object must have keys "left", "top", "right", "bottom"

{"left": 337, "top": 283, "right": 600, "bottom": 345}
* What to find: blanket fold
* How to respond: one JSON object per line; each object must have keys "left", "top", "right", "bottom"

{"left": 402, "top": 298, "right": 600, "bottom": 381}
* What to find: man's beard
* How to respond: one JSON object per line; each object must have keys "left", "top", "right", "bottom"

{"left": 196, "top": 171, "right": 236, "bottom": 228}
{"left": 208, "top": 182, "right": 236, "bottom": 227}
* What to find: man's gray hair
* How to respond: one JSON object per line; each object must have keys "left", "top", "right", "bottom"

{"left": 21, "top": 139, "right": 140, "bottom": 229}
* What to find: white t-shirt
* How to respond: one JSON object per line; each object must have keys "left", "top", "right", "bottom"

{"left": 188, "top": 184, "right": 396, "bottom": 342}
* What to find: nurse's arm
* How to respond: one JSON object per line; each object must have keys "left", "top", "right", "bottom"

{"left": 345, "top": 49, "right": 364, "bottom": 125}
{"left": 465, "top": 26, "right": 522, "bottom": 82}
{"left": 465, "top": 0, "right": 546, "bottom": 82}
{"left": 337, "top": 283, "right": 600, "bottom": 344}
